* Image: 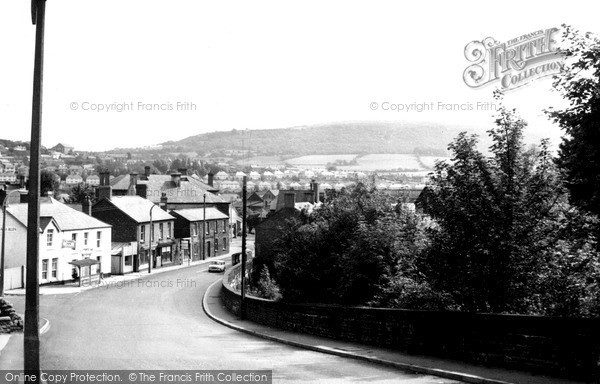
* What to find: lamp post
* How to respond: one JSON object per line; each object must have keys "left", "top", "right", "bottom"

{"left": 149, "top": 204, "right": 159, "bottom": 274}
{"left": 1, "top": 189, "right": 21, "bottom": 297}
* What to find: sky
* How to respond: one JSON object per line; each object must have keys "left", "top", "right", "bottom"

{"left": 0, "top": 0, "right": 599, "bottom": 152}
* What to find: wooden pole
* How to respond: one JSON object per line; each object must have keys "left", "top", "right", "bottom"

{"left": 240, "top": 176, "right": 247, "bottom": 319}
{"left": 25, "top": 1, "right": 46, "bottom": 380}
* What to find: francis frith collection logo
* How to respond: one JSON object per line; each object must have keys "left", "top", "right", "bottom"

{"left": 463, "top": 27, "right": 563, "bottom": 90}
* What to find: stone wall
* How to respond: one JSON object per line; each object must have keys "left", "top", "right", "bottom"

{"left": 222, "top": 263, "right": 600, "bottom": 381}
{"left": 0, "top": 298, "right": 24, "bottom": 333}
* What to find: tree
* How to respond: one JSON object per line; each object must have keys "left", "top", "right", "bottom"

{"left": 272, "top": 183, "right": 428, "bottom": 305}
{"left": 152, "top": 159, "right": 169, "bottom": 174}
{"left": 40, "top": 170, "right": 60, "bottom": 196}
{"left": 418, "top": 94, "right": 597, "bottom": 314}
{"left": 68, "top": 183, "right": 96, "bottom": 204}
{"left": 548, "top": 25, "right": 600, "bottom": 216}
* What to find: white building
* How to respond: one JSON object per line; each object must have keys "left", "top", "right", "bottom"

{"left": 1, "top": 197, "right": 112, "bottom": 290}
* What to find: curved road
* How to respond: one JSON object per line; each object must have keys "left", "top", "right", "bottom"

{"left": 5, "top": 262, "right": 460, "bottom": 383}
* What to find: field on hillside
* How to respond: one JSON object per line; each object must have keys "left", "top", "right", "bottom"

{"left": 285, "top": 154, "right": 358, "bottom": 167}
{"left": 337, "top": 154, "right": 423, "bottom": 171}
{"left": 418, "top": 156, "right": 450, "bottom": 169}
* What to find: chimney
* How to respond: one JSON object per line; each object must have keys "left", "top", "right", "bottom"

{"left": 136, "top": 183, "right": 147, "bottom": 199}
{"left": 207, "top": 172, "right": 214, "bottom": 187}
{"left": 171, "top": 172, "right": 181, "bottom": 188}
{"left": 82, "top": 196, "right": 92, "bottom": 216}
{"left": 284, "top": 193, "right": 296, "bottom": 209}
{"left": 178, "top": 168, "right": 187, "bottom": 176}
{"left": 303, "top": 192, "right": 314, "bottom": 204}
{"left": 20, "top": 190, "right": 28, "bottom": 203}
{"left": 97, "top": 170, "right": 112, "bottom": 201}
{"left": 128, "top": 172, "right": 138, "bottom": 195}
{"left": 160, "top": 192, "right": 168, "bottom": 211}
{"left": 144, "top": 166, "right": 151, "bottom": 179}
{"left": 312, "top": 179, "right": 319, "bottom": 203}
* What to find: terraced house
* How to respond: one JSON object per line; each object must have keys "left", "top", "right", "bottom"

{"left": 1, "top": 197, "right": 111, "bottom": 290}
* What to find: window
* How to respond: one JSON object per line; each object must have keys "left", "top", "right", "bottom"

{"left": 72, "top": 233, "right": 77, "bottom": 248}
{"left": 84, "top": 232, "right": 89, "bottom": 246}
{"left": 223, "top": 238, "right": 227, "bottom": 250}
{"left": 51, "top": 258, "right": 58, "bottom": 278}
{"left": 124, "top": 256, "right": 132, "bottom": 266}
{"left": 96, "top": 231, "right": 101, "bottom": 247}
{"left": 223, "top": 220, "right": 227, "bottom": 232}
{"left": 42, "top": 259, "right": 48, "bottom": 279}
{"left": 46, "top": 229, "right": 54, "bottom": 247}
{"left": 141, "top": 225, "right": 145, "bottom": 242}
{"left": 215, "top": 238, "right": 219, "bottom": 254}
{"left": 159, "top": 223, "right": 164, "bottom": 240}
{"left": 167, "top": 222, "right": 171, "bottom": 238}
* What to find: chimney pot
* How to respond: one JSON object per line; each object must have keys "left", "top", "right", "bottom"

{"left": 171, "top": 172, "right": 181, "bottom": 188}
{"left": 160, "top": 192, "right": 168, "bottom": 211}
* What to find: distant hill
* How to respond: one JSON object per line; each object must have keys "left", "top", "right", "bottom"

{"left": 161, "top": 121, "right": 468, "bottom": 157}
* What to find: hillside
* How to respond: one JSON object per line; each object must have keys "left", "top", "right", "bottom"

{"left": 161, "top": 121, "right": 467, "bottom": 157}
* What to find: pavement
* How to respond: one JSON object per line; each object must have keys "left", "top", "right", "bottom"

{"left": 202, "top": 279, "right": 587, "bottom": 384}
{"left": 4, "top": 252, "right": 236, "bottom": 296}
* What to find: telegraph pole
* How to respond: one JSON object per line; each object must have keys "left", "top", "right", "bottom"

{"left": 25, "top": 0, "right": 46, "bottom": 380}
{"left": 240, "top": 176, "right": 247, "bottom": 319}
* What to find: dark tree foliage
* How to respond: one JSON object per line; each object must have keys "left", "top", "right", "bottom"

{"left": 68, "top": 183, "right": 96, "bottom": 204}
{"left": 418, "top": 95, "right": 600, "bottom": 315}
{"left": 272, "top": 183, "right": 428, "bottom": 305}
{"left": 40, "top": 170, "right": 60, "bottom": 197}
{"left": 549, "top": 25, "right": 600, "bottom": 216}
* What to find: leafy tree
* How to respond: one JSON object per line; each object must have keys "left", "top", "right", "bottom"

{"left": 418, "top": 94, "right": 598, "bottom": 314}
{"left": 40, "top": 170, "right": 60, "bottom": 196}
{"left": 548, "top": 25, "right": 600, "bottom": 216}
{"left": 272, "top": 183, "right": 428, "bottom": 305}
{"left": 68, "top": 183, "right": 96, "bottom": 204}
{"left": 152, "top": 159, "right": 169, "bottom": 174}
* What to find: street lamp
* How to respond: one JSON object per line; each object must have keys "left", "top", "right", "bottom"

{"left": 1, "top": 189, "right": 22, "bottom": 297}
{"left": 148, "top": 204, "right": 159, "bottom": 274}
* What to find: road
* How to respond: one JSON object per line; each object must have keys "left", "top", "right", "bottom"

{"left": 1, "top": 262, "right": 461, "bottom": 383}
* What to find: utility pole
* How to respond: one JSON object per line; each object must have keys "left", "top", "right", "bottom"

{"left": 240, "top": 176, "right": 247, "bottom": 319}
{"left": 202, "top": 194, "right": 206, "bottom": 259}
{"left": 25, "top": 0, "right": 46, "bottom": 380}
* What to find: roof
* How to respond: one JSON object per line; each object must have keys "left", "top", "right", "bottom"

{"left": 172, "top": 207, "right": 229, "bottom": 222}
{"left": 54, "top": 143, "right": 74, "bottom": 148}
{"left": 111, "top": 174, "right": 222, "bottom": 202}
{"left": 143, "top": 175, "right": 225, "bottom": 204}
{"left": 99, "top": 196, "right": 174, "bottom": 223}
{"left": 69, "top": 258, "right": 99, "bottom": 267}
{"left": 7, "top": 197, "right": 111, "bottom": 231}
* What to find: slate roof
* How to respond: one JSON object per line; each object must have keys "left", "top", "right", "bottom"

{"left": 99, "top": 196, "right": 174, "bottom": 223}
{"left": 172, "top": 207, "right": 229, "bottom": 222}
{"left": 7, "top": 197, "right": 111, "bottom": 231}
{"left": 111, "top": 174, "right": 222, "bottom": 202}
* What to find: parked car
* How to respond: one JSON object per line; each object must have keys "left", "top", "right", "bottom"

{"left": 208, "top": 260, "right": 226, "bottom": 273}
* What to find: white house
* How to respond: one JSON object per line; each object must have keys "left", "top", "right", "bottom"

{"left": 86, "top": 174, "right": 100, "bottom": 186}
{"left": 1, "top": 197, "right": 112, "bottom": 290}
{"left": 66, "top": 174, "right": 84, "bottom": 185}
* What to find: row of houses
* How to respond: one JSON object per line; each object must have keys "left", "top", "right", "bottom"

{"left": 0, "top": 168, "right": 239, "bottom": 291}
{"left": 212, "top": 169, "right": 367, "bottom": 181}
